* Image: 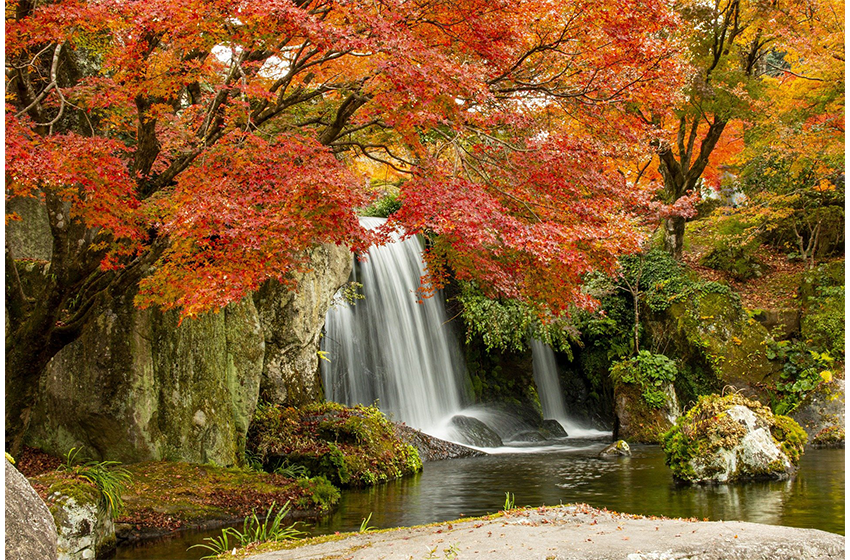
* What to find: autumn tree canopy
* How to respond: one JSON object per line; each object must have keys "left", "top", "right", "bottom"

{"left": 5, "top": 0, "right": 685, "bottom": 448}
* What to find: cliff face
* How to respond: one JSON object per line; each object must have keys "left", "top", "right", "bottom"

{"left": 12, "top": 196, "right": 352, "bottom": 465}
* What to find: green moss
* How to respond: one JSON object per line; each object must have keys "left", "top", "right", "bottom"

{"left": 661, "top": 394, "right": 806, "bottom": 483}
{"left": 770, "top": 415, "right": 807, "bottom": 464}
{"left": 247, "top": 403, "right": 422, "bottom": 488}
{"left": 113, "top": 460, "right": 340, "bottom": 528}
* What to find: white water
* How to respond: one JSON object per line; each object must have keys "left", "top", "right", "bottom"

{"left": 321, "top": 217, "right": 469, "bottom": 432}
{"left": 531, "top": 339, "right": 610, "bottom": 438}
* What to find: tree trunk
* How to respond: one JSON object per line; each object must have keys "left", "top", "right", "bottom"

{"left": 663, "top": 215, "right": 686, "bottom": 261}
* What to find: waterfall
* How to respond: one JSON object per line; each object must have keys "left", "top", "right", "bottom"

{"left": 531, "top": 339, "right": 609, "bottom": 437}
{"left": 531, "top": 339, "right": 569, "bottom": 420}
{"left": 321, "top": 217, "right": 468, "bottom": 432}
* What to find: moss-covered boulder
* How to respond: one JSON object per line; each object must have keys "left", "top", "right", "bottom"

{"left": 247, "top": 403, "right": 422, "bottom": 487}
{"left": 25, "top": 291, "right": 265, "bottom": 466}
{"left": 31, "top": 473, "right": 116, "bottom": 560}
{"left": 646, "top": 291, "right": 781, "bottom": 402}
{"left": 661, "top": 394, "right": 807, "bottom": 484}
{"left": 21, "top": 243, "right": 352, "bottom": 466}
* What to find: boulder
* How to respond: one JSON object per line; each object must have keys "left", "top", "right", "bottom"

{"left": 661, "top": 394, "right": 807, "bottom": 484}
{"left": 393, "top": 424, "right": 486, "bottom": 462}
{"left": 614, "top": 382, "right": 680, "bottom": 444}
{"left": 5, "top": 458, "right": 58, "bottom": 560}
{"left": 40, "top": 478, "right": 115, "bottom": 560}
{"left": 449, "top": 415, "right": 503, "bottom": 448}
{"left": 22, "top": 244, "right": 351, "bottom": 465}
{"left": 542, "top": 419, "right": 568, "bottom": 438}
{"left": 644, "top": 293, "right": 781, "bottom": 402}
{"left": 25, "top": 293, "right": 264, "bottom": 466}
{"left": 598, "top": 440, "right": 631, "bottom": 457}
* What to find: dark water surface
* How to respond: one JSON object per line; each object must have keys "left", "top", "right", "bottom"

{"left": 114, "top": 441, "right": 845, "bottom": 559}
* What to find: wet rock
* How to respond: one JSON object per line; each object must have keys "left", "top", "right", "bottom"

{"left": 509, "top": 430, "right": 548, "bottom": 443}
{"left": 542, "top": 419, "right": 568, "bottom": 438}
{"left": 449, "top": 415, "right": 503, "bottom": 448}
{"left": 5, "top": 458, "right": 58, "bottom": 560}
{"left": 662, "top": 394, "right": 807, "bottom": 483}
{"left": 393, "top": 424, "right": 486, "bottom": 462}
{"left": 598, "top": 440, "right": 631, "bottom": 457}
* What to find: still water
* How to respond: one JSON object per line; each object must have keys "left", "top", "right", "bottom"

{"left": 114, "top": 441, "right": 845, "bottom": 559}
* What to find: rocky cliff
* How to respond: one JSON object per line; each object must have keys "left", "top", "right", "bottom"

{"left": 12, "top": 198, "right": 352, "bottom": 465}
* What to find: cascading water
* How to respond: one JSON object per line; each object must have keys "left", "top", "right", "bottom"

{"left": 531, "top": 339, "right": 570, "bottom": 420}
{"left": 531, "top": 339, "right": 609, "bottom": 437}
{"left": 321, "top": 217, "right": 469, "bottom": 432}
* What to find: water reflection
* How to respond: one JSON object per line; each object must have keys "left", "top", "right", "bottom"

{"left": 313, "top": 442, "right": 844, "bottom": 536}
{"left": 113, "top": 444, "right": 844, "bottom": 559}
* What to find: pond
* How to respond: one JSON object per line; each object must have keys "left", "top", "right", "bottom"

{"left": 113, "top": 440, "right": 844, "bottom": 559}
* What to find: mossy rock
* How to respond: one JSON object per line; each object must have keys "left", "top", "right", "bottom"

{"left": 661, "top": 394, "right": 807, "bottom": 484}
{"left": 614, "top": 383, "right": 679, "bottom": 444}
{"left": 32, "top": 473, "right": 116, "bottom": 560}
{"left": 652, "top": 292, "right": 780, "bottom": 401}
{"left": 247, "top": 402, "right": 422, "bottom": 487}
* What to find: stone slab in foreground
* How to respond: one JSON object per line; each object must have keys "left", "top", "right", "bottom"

{"left": 246, "top": 504, "right": 844, "bottom": 560}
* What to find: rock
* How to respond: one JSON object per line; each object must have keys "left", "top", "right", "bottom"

{"left": 750, "top": 309, "right": 801, "bottom": 340}
{"left": 449, "top": 415, "right": 504, "bottom": 448}
{"left": 253, "top": 244, "right": 352, "bottom": 406}
{"left": 5, "top": 458, "right": 58, "bottom": 560}
{"left": 237, "top": 503, "right": 846, "bottom": 560}
{"left": 598, "top": 440, "right": 631, "bottom": 457}
{"left": 42, "top": 479, "right": 116, "bottom": 560}
{"left": 792, "top": 377, "right": 845, "bottom": 447}
{"left": 644, "top": 293, "right": 781, "bottom": 402}
{"left": 393, "top": 424, "right": 486, "bottom": 462}
{"left": 542, "top": 419, "right": 568, "bottom": 438}
{"left": 614, "top": 382, "right": 680, "bottom": 444}
{"left": 25, "top": 292, "right": 264, "bottom": 466}
{"left": 509, "top": 430, "right": 548, "bottom": 443}
{"left": 661, "top": 394, "right": 807, "bottom": 484}
{"left": 22, "top": 244, "right": 350, "bottom": 466}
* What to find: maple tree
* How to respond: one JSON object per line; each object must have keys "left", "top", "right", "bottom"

{"left": 5, "top": 0, "right": 685, "bottom": 451}
{"left": 636, "top": 0, "right": 844, "bottom": 259}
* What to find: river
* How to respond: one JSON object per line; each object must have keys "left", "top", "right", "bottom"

{"left": 113, "top": 440, "right": 844, "bottom": 559}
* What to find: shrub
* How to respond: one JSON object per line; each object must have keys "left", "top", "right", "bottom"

{"left": 767, "top": 340, "right": 834, "bottom": 415}
{"left": 609, "top": 351, "right": 678, "bottom": 409}
{"left": 801, "top": 285, "right": 844, "bottom": 358}
{"left": 58, "top": 448, "right": 132, "bottom": 516}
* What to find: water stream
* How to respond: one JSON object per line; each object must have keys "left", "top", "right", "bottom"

{"left": 321, "top": 217, "right": 469, "bottom": 433}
